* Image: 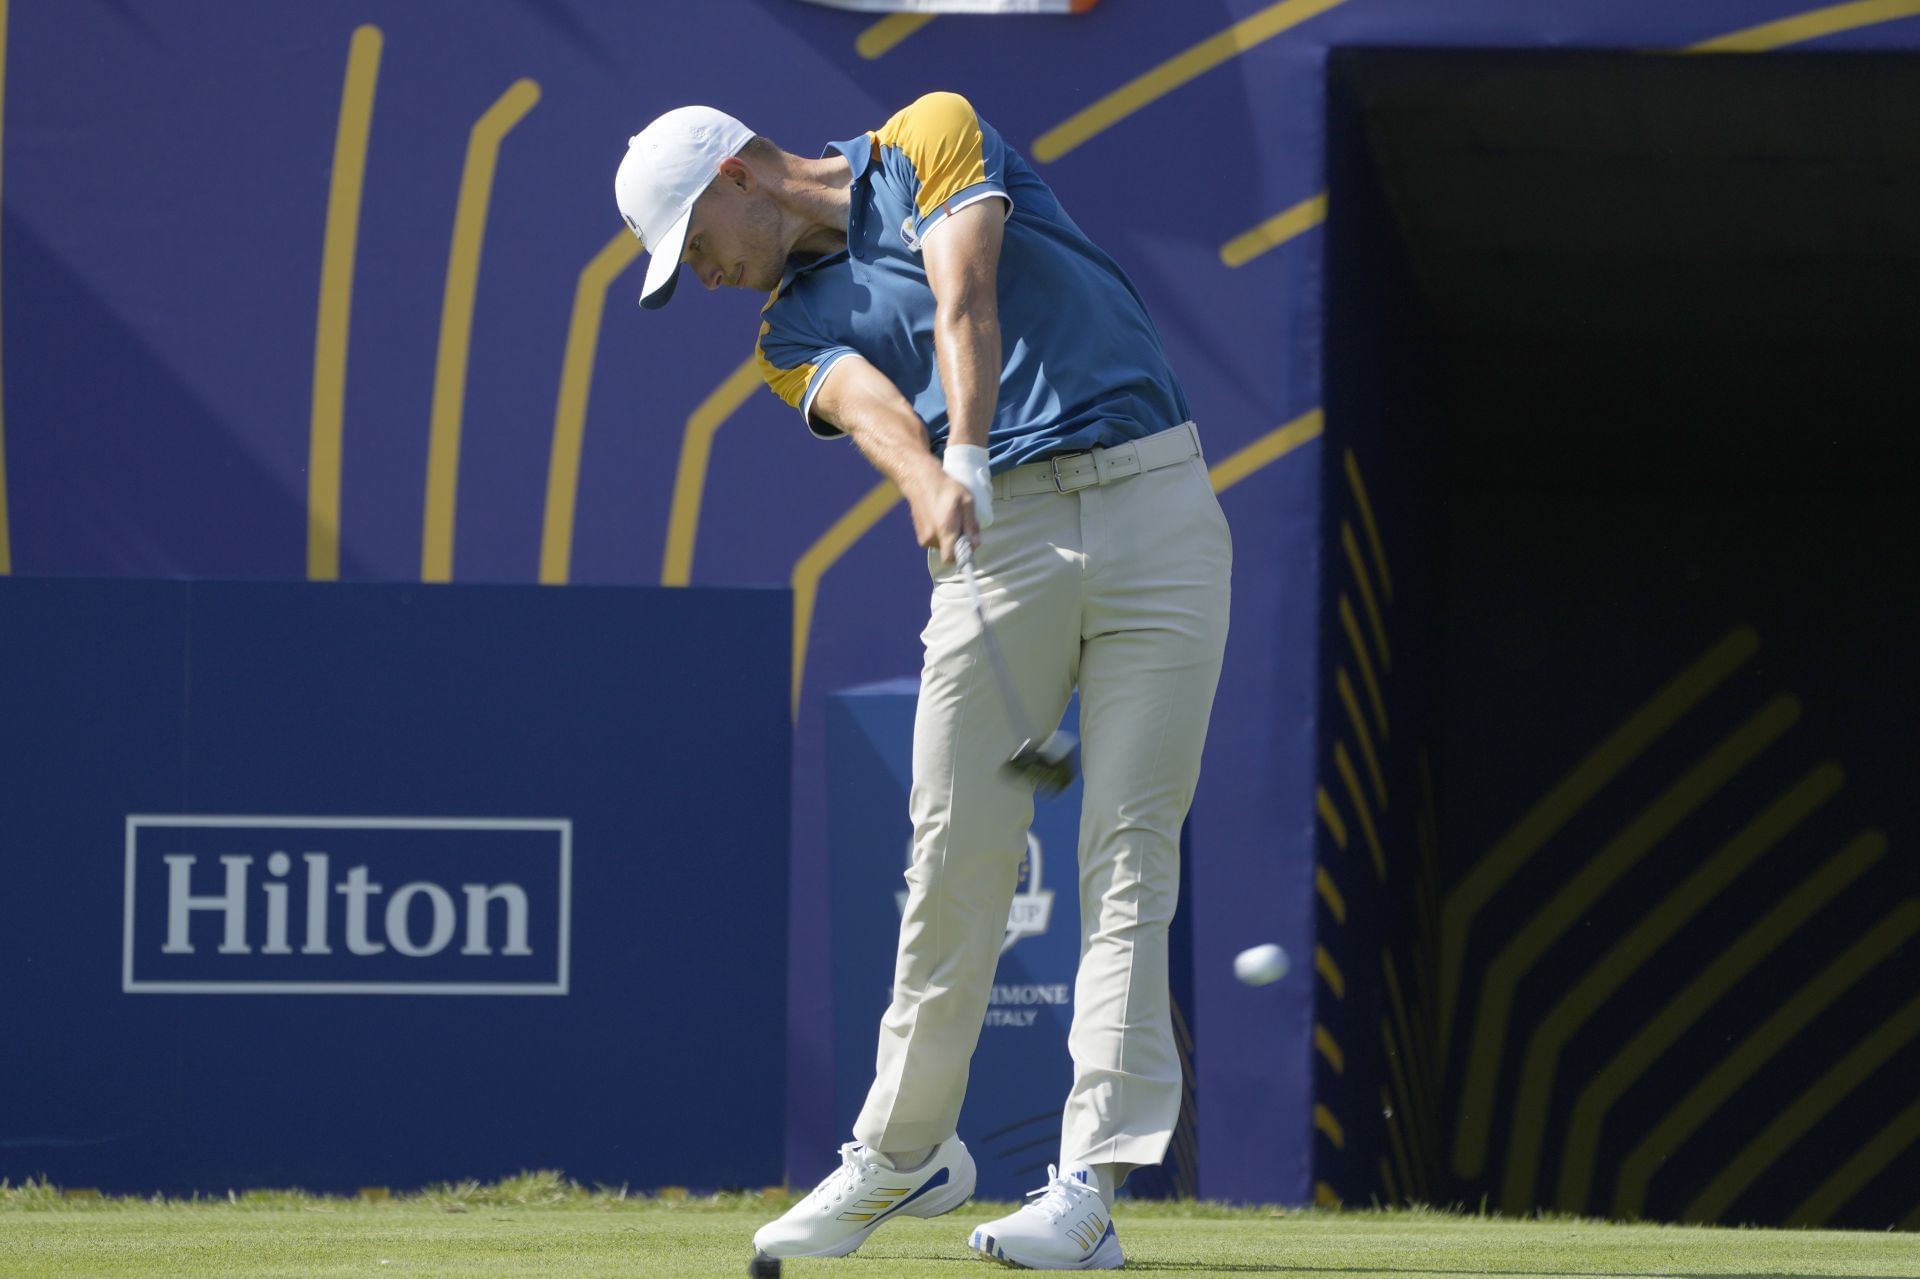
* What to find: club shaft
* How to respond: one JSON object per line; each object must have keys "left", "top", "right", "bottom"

{"left": 958, "top": 557, "right": 1038, "bottom": 743}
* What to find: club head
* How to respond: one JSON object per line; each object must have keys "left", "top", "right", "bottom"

{"left": 1006, "top": 731, "right": 1079, "bottom": 796}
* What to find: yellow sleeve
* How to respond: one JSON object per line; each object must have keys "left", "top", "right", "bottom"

{"left": 872, "top": 91, "right": 990, "bottom": 219}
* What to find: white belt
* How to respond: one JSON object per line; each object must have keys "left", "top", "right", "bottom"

{"left": 991, "top": 422, "right": 1202, "bottom": 500}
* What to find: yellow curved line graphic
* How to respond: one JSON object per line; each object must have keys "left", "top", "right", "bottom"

{"left": 1313, "top": 1181, "right": 1341, "bottom": 1209}
{"left": 0, "top": 0, "right": 11, "bottom": 575}
{"left": 1032, "top": 0, "right": 1350, "bottom": 163}
{"left": 1441, "top": 626, "right": 1759, "bottom": 1056}
{"left": 857, "top": 13, "right": 935, "bottom": 59}
{"left": 1338, "top": 666, "right": 1386, "bottom": 809}
{"left": 308, "top": 25, "right": 383, "bottom": 583}
{"left": 1338, "top": 595, "right": 1388, "bottom": 741}
{"left": 1686, "top": 984, "right": 1920, "bottom": 1223}
{"left": 663, "top": 358, "right": 763, "bottom": 586}
{"left": 1345, "top": 450, "right": 1391, "bottom": 603}
{"left": 1316, "top": 786, "right": 1348, "bottom": 852}
{"left": 791, "top": 480, "right": 901, "bottom": 719}
{"left": 539, "top": 230, "right": 643, "bottom": 585}
{"left": 1315, "top": 944, "right": 1345, "bottom": 999}
{"left": 1312, "top": 1103, "right": 1345, "bottom": 1150}
{"left": 421, "top": 78, "right": 541, "bottom": 583}
{"left": 1788, "top": 1090, "right": 1920, "bottom": 1226}
{"left": 1692, "top": 0, "right": 1920, "bottom": 51}
{"left": 1221, "top": 193, "right": 1327, "bottom": 268}
{"left": 1612, "top": 899, "right": 1919, "bottom": 1219}
{"left": 1498, "top": 763, "right": 1843, "bottom": 1213}
{"left": 1208, "top": 408, "right": 1322, "bottom": 493}
{"left": 1343, "top": 522, "right": 1390, "bottom": 672}
{"left": 1555, "top": 829, "right": 1885, "bottom": 1213}
{"left": 1334, "top": 740, "right": 1385, "bottom": 880}
{"left": 1315, "top": 865, "right": 1346, "bottom": 924}
{"left": 1314, "top": 1024, "right": 1344, "bottom": 1074}
{"left": 1453, "top": 695, "right": 1800, "bottom": 1179}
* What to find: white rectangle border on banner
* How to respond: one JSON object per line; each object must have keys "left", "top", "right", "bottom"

{"left": 122, "top": 815, "right": 572, "bottom": 996}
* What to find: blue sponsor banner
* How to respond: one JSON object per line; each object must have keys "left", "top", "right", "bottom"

{"left": 0, "top": 578, "right": 789, "bottom": 1195}
{"left": 124, "top": 818, "right": 569, "bottom": 994}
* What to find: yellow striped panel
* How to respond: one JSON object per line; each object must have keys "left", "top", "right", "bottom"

{"left": 1313, "top": 1181, "right": 1342, "bottom": 1209}
{"left": 1313, "top": 1104, "right": 1345, "bottom": 1150}
{"left": 1315, "top": 945, "right": 1345, "bottom": 1000}
{"left": 1338, "top": 596, "right": 1389, "bottom": 741}
{"left": 1342, "top": 523, "right": 1390, "bottom": 672}
{"left": 1315, "top": 865, "right": 1347, "bottom": 925}
{"left": 1500, "top": 763, "right": 1842, "bottom": 1213}
{"left": 1454, "top": 695, "right": 1800, "bottom": 1178}
{"left": 0, "top": 0, "right": 10, "bottom": 575}
{"left": 539, "top": 231, "right": 644, "bottom": 585}
{"left": 1443, "top": 626, "right": 1760, "bottom": 1055}
{"left": 858, "top": 12, "right": 936, "bottom": 58}
{"left": 307, "top": 25, "right": 382, "bottom": 581}
{"left": 1209, "top": 408, "right": 1322, "bottom": 494}
{"left": 1033, "top": 0, "right": 1350, "bottom": 162}
{"left": 1344, "top": 450, "right": 1391, "bottom": 603}
{"left": 1334, "top": 742, "right": 1385, "bottom": 881}
{"left": 1337, "top": 668, "right": 1387, "bottom": 809}
{"left": 1557, "top": 830, "right": 1886, "bottom": 1212}
{"left": 660, "top": 358, "right": 761, "bottom": 585}
{"left": 1221, "top": 193, "right": 1327, "bottom": 268}
{"left": 1686, "top": 983, "right": 1920, "bottom": 1223}
{"left": 1788, "top": 1091, "right": 1920, "bottom": 1225}
{"left": 1317, "top": 786, "right": 1349, "bottom": 851}
{"left": 422, "top": 78, "right": 541, "bottom": 582}
{"left": 1314, "top": 1024, "right": 1345, "bottom": 1074}
{"left": 791, "top": 481, "right": 901, "bottom": 718}
{"left": 1690, "top": 0, "right": 1920, "bottom": 52}
{"left": 1612, "top": 901, "right": 1919, "bottom": 1219}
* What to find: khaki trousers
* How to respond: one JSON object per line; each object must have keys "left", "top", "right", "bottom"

{"left": 852, "top": 432, "right": 1232, "bottom": 1169}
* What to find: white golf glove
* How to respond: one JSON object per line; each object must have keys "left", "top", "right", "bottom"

{"left": 942, "top": 444, "right": 995, "bottom": 532}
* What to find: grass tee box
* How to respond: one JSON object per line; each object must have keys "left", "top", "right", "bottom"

{"left": 2, "top": 1180, "right": 1916, "bottom": 1279}
{"left": 0, "top": 579, "right": 791, "bottom": 1198}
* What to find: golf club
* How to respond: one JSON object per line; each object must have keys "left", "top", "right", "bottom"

{"left": 954, "top": 539, "right": 1079, "bottom": 795}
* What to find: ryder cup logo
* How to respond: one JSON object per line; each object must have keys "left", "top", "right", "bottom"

{"left": 123, "top": 816, "right": 570, "bottom": 995}
{"left": 899, "top": 213, "right": 921, "bottom": 252}
{"left": 899, "top": 832, "right": 1052, "bottom": 955}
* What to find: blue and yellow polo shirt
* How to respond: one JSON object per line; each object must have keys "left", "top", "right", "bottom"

{"left": 754, "top": 92, "right": 1190, "bottom": 470}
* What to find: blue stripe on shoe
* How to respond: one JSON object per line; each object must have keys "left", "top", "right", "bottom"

{"left": 865, "top": 1167, "right": 949, "bottom": 1226}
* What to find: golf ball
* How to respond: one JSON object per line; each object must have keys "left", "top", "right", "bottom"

{"left": 1233, "top": 943, "right": 1289, "bottom": 986}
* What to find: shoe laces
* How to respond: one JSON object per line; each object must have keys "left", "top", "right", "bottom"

{"left": 810, "top": 1142, "right": 877, "bottom": 1212}
{"left": 1022, "top": 1164, "right": 1098, "bottom": 1224}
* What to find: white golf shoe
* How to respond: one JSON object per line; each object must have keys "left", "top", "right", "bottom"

{"left": 967, "top": 1165, "right": 1124, "bottom": 1269}
{"left": 752, "top": 1135, "right": 976, "bottom": 1259}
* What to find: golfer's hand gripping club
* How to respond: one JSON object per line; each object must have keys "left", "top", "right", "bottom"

{"left": 955, "top": 541, "right": 1080, "bottom": 796}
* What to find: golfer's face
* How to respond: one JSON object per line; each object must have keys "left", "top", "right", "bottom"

{"left": 681, "top": 179, "right": 783, "bottom": 295}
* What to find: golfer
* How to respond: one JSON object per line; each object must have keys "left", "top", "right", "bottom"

{"left": 615, "top": 92, "right": 1231, "bottom": 1270}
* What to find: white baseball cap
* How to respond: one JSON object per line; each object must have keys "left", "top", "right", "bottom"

{"left": 615, "top": 105, "right": 756, "bottom": 310}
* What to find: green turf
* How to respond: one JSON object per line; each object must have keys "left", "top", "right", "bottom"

{"left": 3, "top": 1175, "right": 1914, "bottom": 1278}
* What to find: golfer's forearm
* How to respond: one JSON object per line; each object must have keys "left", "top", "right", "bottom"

{"left": 835, "top": 396, "right": 942, "bottom": 500}
{"left": 935, "top": 304, "right": 1001, "bottom": 453}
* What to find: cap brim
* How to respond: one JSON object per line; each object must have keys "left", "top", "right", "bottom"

{"left": 638, "top": 206, "right": 692, "bottom": 310}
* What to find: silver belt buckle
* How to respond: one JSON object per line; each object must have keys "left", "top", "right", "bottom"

{"left": 1049, "top": 451, "right": 1090, "bottom": 493}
